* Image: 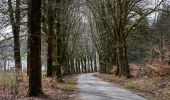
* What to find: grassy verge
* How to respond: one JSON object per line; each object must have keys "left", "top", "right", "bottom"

{"left": 94, "top": 74, "right": 170, "bottom": 100}
{"left": 0, "top": 71, "right": 78, "bottom": 100}
{"left": 0, "top": 71, "right": 19, "bottom": 99}
{"left": 63, "top": 75, "right": 78, "bottom": 99}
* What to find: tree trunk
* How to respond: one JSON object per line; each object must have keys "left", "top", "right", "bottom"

{"left": 117, "top": 42, "right": 131, "bottom": 78}
{"left": 99, "top": 55, "right": 106, "bottom": 73}
{"left": 90, "top": 57, "right": 94, "bottom": 73}
{"left": 75, "top": 60, "right": 78, "bottom": 74}
{"left": 47, "top": 0, "right": 54, "bottom": 77}
{"left": 55, "top": 0, "right": 62, "bottom": 81}
{"left": 80, "top": 59, "right": 84, "bottom": 73}
{"left": 81, "top": 58, "right": 87, "bottom": 73}
{"left": 27, "top": 0, "right": 31, "bottom": 76}
{"left": 70, "top": 58, "right": 75, "bottom": 74}
{"left": 68, "top": 59, "right": 71, "bottom": 74}
{"left": 27, "top": 34, "right": 30, "bottom": 75}
{"left": 87, "top": 57, "right": 90, "bottom": 73}
{"left": 63, "top": 58, "right": 70, "bottom": 75}
{"left": 99, "top": 55, "right": 103, "bottom": 73}
{"left": 83, "top": 57, "right": 87, "bottom": 73}
{"left": 8, "top": 0, "right": 22, "bottom": 70}
{"left": 4, "top": 59, "right": 6, "bottom": 71}
{"left": 78, "top": 59, "right": 81, "bottom": 73}
{"left": 28, "top": 0, "right": 43, "bottom": 96}
{"left": 94, "top": 54, "right": 97, "bottom": 72}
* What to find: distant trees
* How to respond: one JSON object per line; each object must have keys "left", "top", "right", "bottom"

{"left": 155, "top": 3, "right": 170, "bottom": 65}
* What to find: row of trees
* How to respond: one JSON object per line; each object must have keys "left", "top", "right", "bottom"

{"left": 85, "top": 0, "right": 164, "bottom": 77}
{"left": 28, "top": 0, "right": 99, "bottom": 96}
{"left": 0, "top": 0, "right": 169, "bottom": 96}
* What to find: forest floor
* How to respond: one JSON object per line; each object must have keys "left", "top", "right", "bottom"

{"left": 94, "top": 74, "right": 170, "bottom": 100}
{"left": 0, "top": 72, "right": 78, "bottom": 100}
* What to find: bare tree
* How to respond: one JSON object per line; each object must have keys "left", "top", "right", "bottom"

{"left": 8, "top": 0, "right": 22, "bottom": 70}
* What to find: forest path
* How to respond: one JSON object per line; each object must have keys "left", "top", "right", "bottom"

{"left": 77, "top": 73, "right": 146, "bottom": 100}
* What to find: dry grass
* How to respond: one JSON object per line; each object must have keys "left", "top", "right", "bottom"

{"left": 94, "top": 74, "right": 170, "bottom": 100}
{"left": 0, "top": 71, "right": 18, "bottom": 99}
{"left": 129, "top": 60, "right": 170, "bottom": 77}
{"left": 0, "top": 71, "right": 78, "bottom": 100}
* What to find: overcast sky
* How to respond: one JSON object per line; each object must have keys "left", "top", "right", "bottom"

{"left": 0, "top": 0, "right": 169, "bottom": 40}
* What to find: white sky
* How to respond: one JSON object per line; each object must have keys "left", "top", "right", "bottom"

{"left": 0, "top": 0, "right": 169, "bottom": 41}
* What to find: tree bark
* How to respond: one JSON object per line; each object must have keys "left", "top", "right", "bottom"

{"left": 47, "top": 0, "right": 55, "bottom": 77}
{"left": 117, "top": 42, "right": 131, "bottom": 77}
{"left": 75, "top": 60, "right": 78, "bottom": 74}
{"left": 78, "top": 59, "right": 81, "bottom": 73}
{"left": 55, "top": 0, "right": 63, "bottom": 81}
{"left": 28, "top": 0, "right": 43, "bottom": 96}
{"left": 90, "top": 57, "right": 94, "bottom": 73}
{"left": 8, "top": 0, "right": 22, "bottom": 70}
{"left": 27, "top": 0, "right": 31, "bottom": 76}
{"left": 94, "top": 53, "right": 97, "bottom": 72}
{"left": 83, "top": 57, "right": 87, "bottom": 73}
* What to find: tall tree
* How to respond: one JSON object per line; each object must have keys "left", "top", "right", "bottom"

{"left": 28, "top": 0, "right": 43, "bottom": 96}
{"left": 54, "top": 0, "right": 63, "bottom": 81}
{"left": 27, "top": 0, "right": 31, "bottom": 76}
{"left": 47, "top": 0, "right": 55, "bottom": 77}
{"left": 8, "top": 0, "right": 22, "bottom": 70}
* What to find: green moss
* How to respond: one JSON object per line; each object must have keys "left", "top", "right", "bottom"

{"left": 64, "top": 80, "right": 75, "bottom": 91}
{"left": 124, "top": 79, "right": 136, "bottom": 89}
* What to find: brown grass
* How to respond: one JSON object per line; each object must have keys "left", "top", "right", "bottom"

{"left": 0, "top": 71, "right": 78, "bottom": 100}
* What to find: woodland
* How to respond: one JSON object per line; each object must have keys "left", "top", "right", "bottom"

{"left": 0, "top": 0, "right": 170, "bottom": 100}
